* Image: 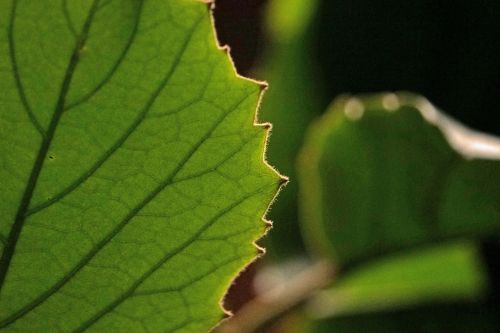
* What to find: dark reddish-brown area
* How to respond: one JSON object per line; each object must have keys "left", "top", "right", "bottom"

{"left": 223, "top": 261, "right": 259, "bottom": 314}
{"left": 212, "top": 0, "right": 267, "bottom": 75}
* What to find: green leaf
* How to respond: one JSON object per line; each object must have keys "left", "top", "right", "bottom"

{"left": 298, "top": 93, "right": 500, "bottom": 265}
{"left": 307, "top": 241, "right": 488, "bottom": 317}
{"left": 297, "top": 95, "right": 499, "bottom": 329}
{"left": 0, "top": 1, "right": 282, "bottom": 332}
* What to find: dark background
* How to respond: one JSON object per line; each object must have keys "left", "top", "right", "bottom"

{"left": 214, "top": 0, "right": 500, "bottom": 135}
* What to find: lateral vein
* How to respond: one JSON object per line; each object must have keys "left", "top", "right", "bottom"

{"left": 7, "top": 0, "right": 45, "bottom": 137}
{"left": 0, "top": 0, "right": 101, "bottom": 298}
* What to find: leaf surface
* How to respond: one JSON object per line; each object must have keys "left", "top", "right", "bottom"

{"left": 0, "top": 1, "right": 281, "bottom": 331}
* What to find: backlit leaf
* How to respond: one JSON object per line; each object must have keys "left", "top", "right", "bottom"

{"left": 0, "top": 1, "right": 282, "bottom": 331}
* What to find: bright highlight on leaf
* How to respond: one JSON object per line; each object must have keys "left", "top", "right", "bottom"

{"left": 0, "top": 1, "right": 282, "bottom": 332}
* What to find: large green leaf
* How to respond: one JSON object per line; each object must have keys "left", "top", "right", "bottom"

{"left": 0, "top": 1, "right": 282, "bottom": 331}
{"left": 299, "top": 93, "right": 500, "bottom": 265}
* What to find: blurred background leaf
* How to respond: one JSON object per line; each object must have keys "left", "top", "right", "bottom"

{"left": 213, "top": 0, "right": 500, "bottom": 331}
{"left": 307, "top": 241, "right": 488, "bottom": 317}
{"left": 298, "top": 94, "right": 500, "bottom": 332}
{"left": 296, "top": 93, "right": 500, "bottom": 331}
{"left": 216, "top": 0, "right": 500, "bottom": 259}
{"left": 298, "top": 93, "right": 500, "bottom": 265}
{"left": 256, "top": 0, "right": 326, "bottom": 258}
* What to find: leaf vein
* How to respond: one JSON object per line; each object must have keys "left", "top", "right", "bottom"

{"left": 63, "top": 0, "right": 144, "bottom": 111}
{"left": 131, "top": 256, "right": 242, "bottom": 297}
{"left": 0, "top": 90, "right": 252, "bottom": 327}
{"left": 0, "top": 0, "right": 101, "bottom": 312}
{"left": 73, "top": 190, "right": 264, "bottom": 333}
{"left": 7, "top": 0, "right": 45, "bottom": 137}
{"left": 26, "top": 14, "right": 203, "bottom": 216}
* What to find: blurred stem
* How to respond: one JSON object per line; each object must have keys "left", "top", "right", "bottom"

{"left": 214, "top": 260, "right": 335, "bottom": 333}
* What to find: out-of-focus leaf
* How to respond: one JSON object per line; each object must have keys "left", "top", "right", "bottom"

{"left": 298, "top": 93, "right": 500, "bottom": 265}
{"left": 258, "top": 0, "right": 326, "bottom": 257}
{"left": 0, "top": 1, "right": 282, "bottom": 332}
{"left": 265, "top": 0, "right": 318, "bottom": 43}
{"left": 307, "top": 241, "right": 487, "bottom": 318}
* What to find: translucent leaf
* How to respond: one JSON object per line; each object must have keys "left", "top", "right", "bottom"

{"left": 0, "top": 1, "right": 282, "bottom": 331}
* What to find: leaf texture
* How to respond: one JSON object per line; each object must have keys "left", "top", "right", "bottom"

{"left": 0, "top": 0, "right": 282, "bottom": 331}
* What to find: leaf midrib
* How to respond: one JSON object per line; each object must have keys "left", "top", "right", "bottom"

{"left": 0, "top": 0, "right": 101, "bottom": 292}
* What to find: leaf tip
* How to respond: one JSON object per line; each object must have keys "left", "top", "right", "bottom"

{"left": 279, "top": 174, "right": 290, "bottom": 186}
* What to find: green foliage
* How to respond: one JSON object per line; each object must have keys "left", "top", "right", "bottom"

{"left": 309, "top": 241, "right": 487, "bottom": 316}
{"left": 2, "top": 0, "right": 499, "bottom": 331}
{"left": 0, "top": 1, "right": 280, "bottom": 332}
{"left": 214, "top": 0, "right": 500, "bottom": 331}
{"left": 299, "top": 93, "right": 500, "bottom": 265}
{"left": 297, "top": 92, "right": 500, "bottom": 331}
